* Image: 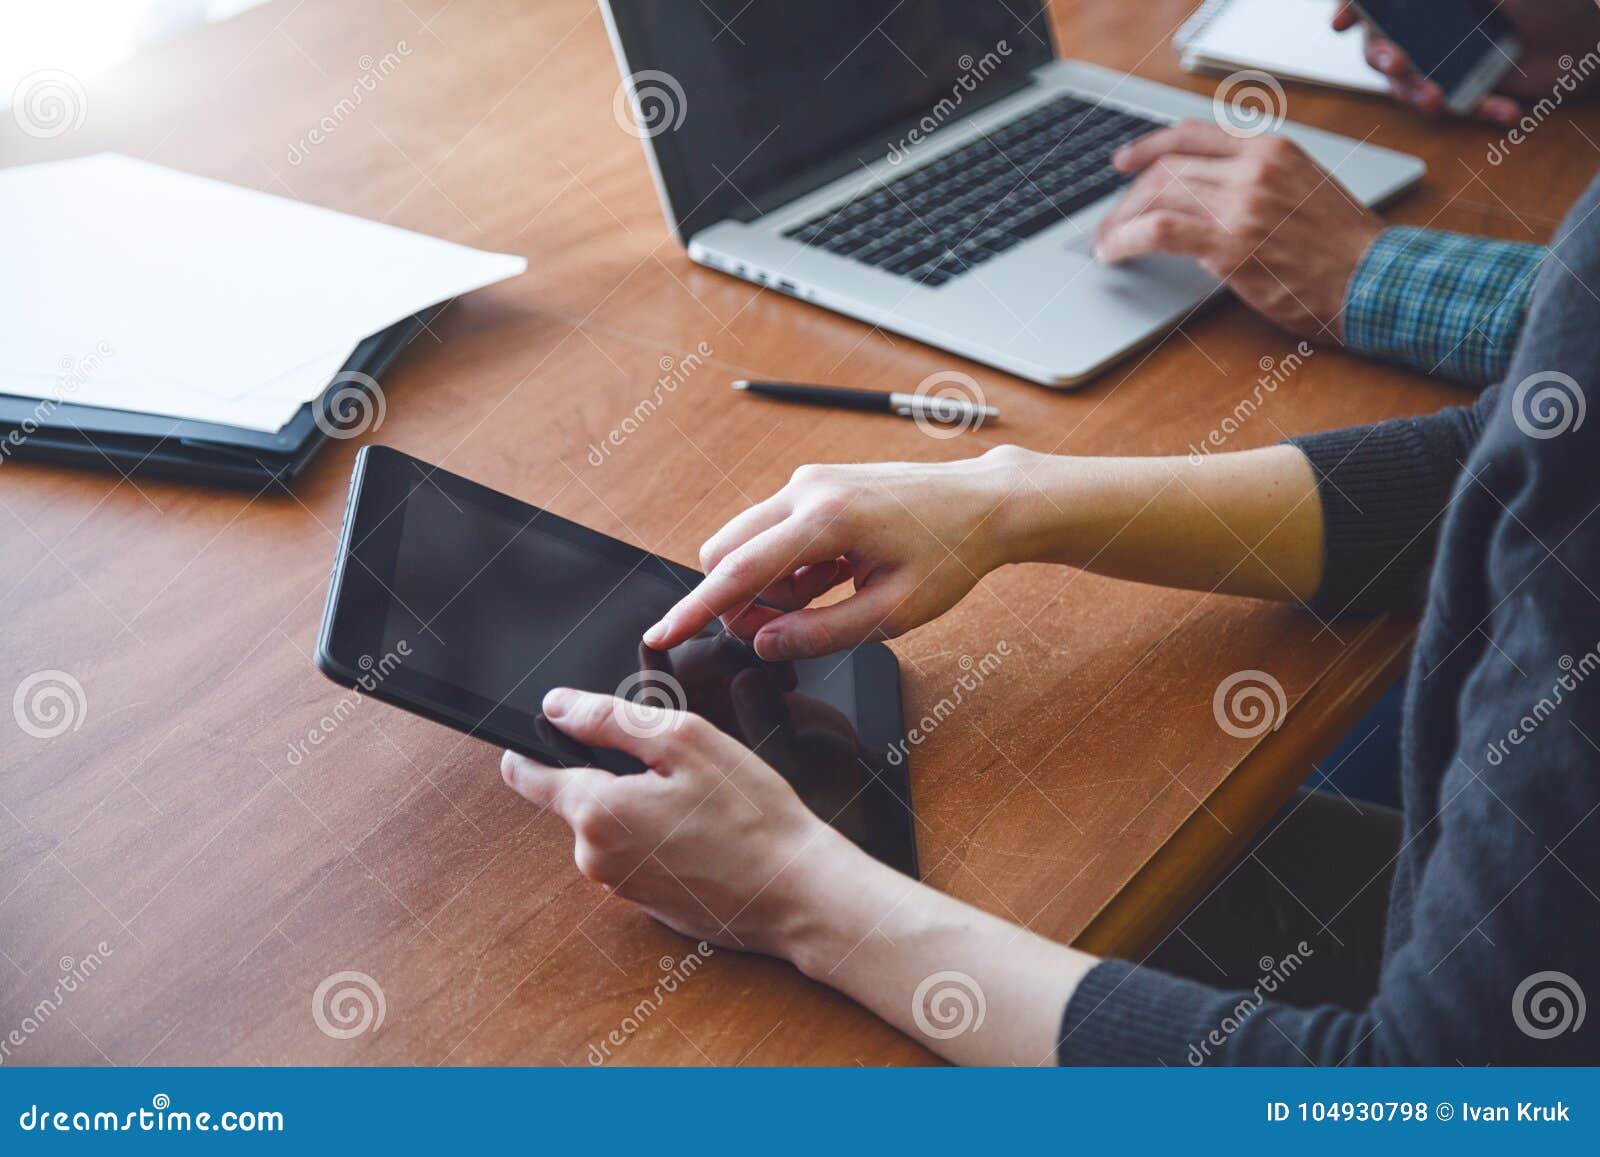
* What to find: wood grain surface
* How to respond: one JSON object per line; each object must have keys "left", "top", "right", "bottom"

{"left": 2, "top": 0, "right": 1593, "bottom": 1066}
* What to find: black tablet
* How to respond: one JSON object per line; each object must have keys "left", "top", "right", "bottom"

{"left": 316, "top": 445, "right": 918, "bottom": 877}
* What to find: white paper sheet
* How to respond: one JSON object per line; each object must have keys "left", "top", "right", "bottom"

{"left": 0, "top": 154, "right": 526, "bottom": 431}
{"left": 5, "top": 364, "right": 315, "bottom": 431}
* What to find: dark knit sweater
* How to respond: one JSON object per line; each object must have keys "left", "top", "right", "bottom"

{"left": 1059, "top": 175, "right": 1600, "bottom": 1064}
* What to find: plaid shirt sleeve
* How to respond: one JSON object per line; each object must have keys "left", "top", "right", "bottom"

{"left": 1342, "top": 226, "right": 1546, "bottom": 388}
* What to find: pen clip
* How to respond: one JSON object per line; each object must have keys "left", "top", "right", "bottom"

{"left": 890, "top": 392, "right": 996, "bottom": 427}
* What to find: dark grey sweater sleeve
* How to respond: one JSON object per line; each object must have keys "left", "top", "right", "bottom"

{"left": 1286, "top": 388, "right": 1497, "bottom": 617}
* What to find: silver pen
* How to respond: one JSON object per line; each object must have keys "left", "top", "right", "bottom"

{"left": 731, "top": 379, "right": 998, "bottom": 426}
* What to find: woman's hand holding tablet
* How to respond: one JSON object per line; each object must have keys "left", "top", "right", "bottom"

{"left": 507, "top": 683, "right": 1096, "bottom": 1067}
{"left": 501, "top": 686, "right": 855, "bottom": 953}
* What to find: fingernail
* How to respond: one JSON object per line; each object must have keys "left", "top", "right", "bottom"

{"left": 543, "top": 687, "right": 574, "bottom": 718}
{"left": 754, "top": 630, "right": 791, "bottom": 661}
{"left": 642, "top": 621, "right": 666, "bottom": 647}
{"left": 1375, "top": 48, "right": 1391, "bottom": 67}
{"left": 500, "top": 749, "right": 518, "bottom": 785}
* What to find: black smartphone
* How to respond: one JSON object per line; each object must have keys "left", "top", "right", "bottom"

{"left": 1350, "top": 0, "right": 1521, "bottom": 114}
{"left": 316, "top": 445, "right": 919, "bottom": 877}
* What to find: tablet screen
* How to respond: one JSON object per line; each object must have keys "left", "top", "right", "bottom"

{"left": 339, "top": 456, "right": 899, "bottom": 859}
{"left": 378, "top": 481, "right": 697, "bottom": 716}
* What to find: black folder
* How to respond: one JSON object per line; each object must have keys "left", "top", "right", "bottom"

{"left": 0, "top": 312, "right": 430, "bottom": 489}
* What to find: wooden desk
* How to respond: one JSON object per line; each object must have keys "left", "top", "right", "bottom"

{"left": 2, "top": 0, "right": 1593, "bottom": 1066}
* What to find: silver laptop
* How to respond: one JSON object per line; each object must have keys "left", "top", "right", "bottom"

{"left": 600, "top": 1, "right": 1425, "bottom": 388}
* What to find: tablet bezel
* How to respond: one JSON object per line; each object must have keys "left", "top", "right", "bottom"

{"left": 316, "top": 445, "right": 918, "bottom": 876}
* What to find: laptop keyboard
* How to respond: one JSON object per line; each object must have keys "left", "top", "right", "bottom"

{"left": 782, "top": 94, "right": 1163, "bottom": 288}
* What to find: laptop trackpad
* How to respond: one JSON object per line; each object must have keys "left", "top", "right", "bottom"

{"left": 922, "top": 238, "right": 1222, "bottom": 377}
{"left": 1053, "top": 234, "right": 1215, "bottom": 309}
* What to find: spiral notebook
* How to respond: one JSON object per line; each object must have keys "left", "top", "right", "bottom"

{"left": 1174, "top": 0, "right": 1387, "bottom": 95}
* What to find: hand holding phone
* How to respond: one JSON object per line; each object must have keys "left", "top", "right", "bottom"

{"left": 1336, "top": 0, "right": 1520, "bottom": 120}
{"left": 1335, "top": 0, "right": 1600, "bottom": 125}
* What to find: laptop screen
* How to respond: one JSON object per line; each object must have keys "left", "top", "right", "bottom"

{"left": 604, "top": 0, "right": 1053, "bottom": 241}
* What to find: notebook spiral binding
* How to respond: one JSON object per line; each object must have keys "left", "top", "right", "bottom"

{"left": 1173, "top": 0, "right": 1233, "bottom": 51}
